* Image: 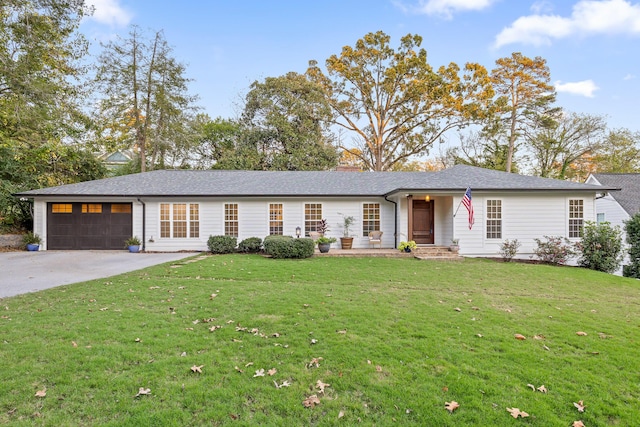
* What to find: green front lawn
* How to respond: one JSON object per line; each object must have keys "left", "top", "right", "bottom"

{"left": 0, "top": 255, "right": 638, "bottom": 426}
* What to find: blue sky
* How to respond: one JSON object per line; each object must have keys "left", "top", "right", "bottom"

{"left": 81, "top": 0, "right": 640, "bottom": 133}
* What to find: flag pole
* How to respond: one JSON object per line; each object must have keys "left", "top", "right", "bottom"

{"left": 453, "top": 188, "right": 467, "bottom": 217}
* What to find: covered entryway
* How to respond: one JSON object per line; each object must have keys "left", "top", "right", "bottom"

{"left": 409, "top": 198, "right": 434, "bottom": 244}
{"left": 47, "top": 202, "right": 132, "bottom": 250}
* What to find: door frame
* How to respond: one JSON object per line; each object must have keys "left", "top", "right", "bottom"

{"left": 408, "top": 195, "right": 435, "bottom": 244}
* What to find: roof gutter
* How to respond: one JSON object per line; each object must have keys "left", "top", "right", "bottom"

{"left": 384, "top": 195, "right": 397, "bottom": 249}
{"left": 137, "top": 198, "right": 146, "bottom": 252}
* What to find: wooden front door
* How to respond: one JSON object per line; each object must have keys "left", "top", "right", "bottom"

{"left": 410, "top": 199, "right": 434, "bottom": 244}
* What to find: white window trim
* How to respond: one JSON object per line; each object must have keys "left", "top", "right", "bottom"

{"left": 568, "top": 199, "right": 584, "bottom": 239}
{"left": 159, "top": 202, "right": 200, "bottom": 239}
{"left": 362, "top": 202, "right": 381, "bottom": 237}
{"left": 485, "top": 199, "right": 503, "bottom": 240}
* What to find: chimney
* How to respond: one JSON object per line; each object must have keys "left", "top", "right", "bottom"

{"left": 335, "top": 165, "right": 361, "bottom": 172}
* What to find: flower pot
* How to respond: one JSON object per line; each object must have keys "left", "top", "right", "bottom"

{"left": 449, "top": 245, "right": 459, "bottom": 253}
{"left": 318, "top": 243, "right": 331, "bottom": 253}
{"left": 340, "top": 237, "right": 353, "bottom": 250}
{"left": 26, "top": 243, "right": 40, "bottom": 251}
{"left": 128, "top": 245, "right": 141, "bottom": 253}
{"left": 404, "top": 247, "right": 412, "bottom": 253}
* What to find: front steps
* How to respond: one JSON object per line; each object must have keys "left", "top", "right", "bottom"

{"left": 413, "top": 246, "right": 463, "bottom": 261}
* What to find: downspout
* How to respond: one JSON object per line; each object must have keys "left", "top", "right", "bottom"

{"left": 384, "top": 195, "right": 398, "bottom": 249}
{"left": 137, "top": 198, "right": 146, "bottom": 251}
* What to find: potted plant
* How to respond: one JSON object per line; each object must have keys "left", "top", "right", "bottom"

{"left": 398, "top": 240, "right": 417, "bottom": 253}
{"left": 316, "top": 236, "right": 337, "bottom": 253}
{"left": 23, "top": 232, "right": 42, "bottom": 251}
{"left": 449, "top": 238, "right": 460, "bottom": 253}
{"left": 338, "top": 214, "right": 356, "bottom": 250}
{"left": 125, "top": 236, "right": 142, "bottom": 253}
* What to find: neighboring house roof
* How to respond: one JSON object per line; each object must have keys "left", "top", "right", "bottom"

{"left": 15, "top": 165, "right": 610, "bottom": 198}
{"left": 591, "top": 173, "right": 640, "bottom": 216}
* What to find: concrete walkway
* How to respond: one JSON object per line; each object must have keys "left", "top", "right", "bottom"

{"left": 0, "top": 251, "right": 197, "bottom": 298}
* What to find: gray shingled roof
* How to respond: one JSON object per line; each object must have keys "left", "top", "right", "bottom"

{"left": 592, "top": 173, "right": 640, "bottom": 216}
{"left": 15, "top": 165, "right": 608, "bottom": 198}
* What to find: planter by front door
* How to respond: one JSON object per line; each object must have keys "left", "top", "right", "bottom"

{"left": 340, "top": 237, "right": 353, "bottom": 250}
{"left": 318, "top": 243, "right": 331, "bottom": 253}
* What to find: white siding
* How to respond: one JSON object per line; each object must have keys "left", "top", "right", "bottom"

{"left": 453, "top": 192, "right": 595, "bottom": 260}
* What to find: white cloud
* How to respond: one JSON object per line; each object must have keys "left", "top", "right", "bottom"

{"left": 87, "top": 0, "right": 132, "bottom": 27}
{"left": 402, "top": 0, "right": 497, "bottom": 19}
{"left": 494, "top": 0, "right": 640, "bottom": 48}
{"left": 623, "top": 73, "right": 636, "bottom": 80}
{"left": 555, "top": 79, "right": 599, "bottom": 97}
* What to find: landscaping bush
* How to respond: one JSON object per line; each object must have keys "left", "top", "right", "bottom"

{"left": 575, "top": 221, "right": 623, "bottom": 273}
{"left": 207, "top": 235, "right": 237, "bottom": 254}
{"left": 238, "top": 237, "right": 262, "bottom": 253}
{"left": 263, "top": 235, "right": 314, "bottom": 259}
{"left": 499, "top": 239, "right": 521, "bottom": 262}
{"left": 624, "top": 213, "right": 640, "bottom": 278}
{"left": 533, "top": 235, "right": 575, "bottom": 265}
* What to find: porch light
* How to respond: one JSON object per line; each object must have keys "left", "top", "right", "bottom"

{"left": 295, "top": 226, "right": 301, "bottom": 238}
{"left": 425, "top": 195, "right": 430, "bottom": 202}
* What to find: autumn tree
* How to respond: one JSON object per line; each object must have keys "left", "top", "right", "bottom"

{"left": 93, "top": 26, "right": 198, "bottom": 172}
{"left": 306, "top": 31, "right": 493, "bottom": 171}
{"left": 444, "top": 132, "right": 516, "bottom": 172}
{"left": 215, "top": 72, "right": 338, "bottom": 170}
{"left": 528, "top": 111, "right": 606, "bottom": 179}
{"left": 489, "top": 52, "right": 557, "bottom": 173}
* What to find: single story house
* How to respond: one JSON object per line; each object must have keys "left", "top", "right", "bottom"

{"left": 586, "top": 173, "right": 640, "bottom": 274}
{"left": 15, "top": 165, "right": 612, "bottom": 258}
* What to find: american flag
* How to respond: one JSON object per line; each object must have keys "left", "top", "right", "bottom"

{"left": 462, "top": 187, "right": 474, "bottom": 230}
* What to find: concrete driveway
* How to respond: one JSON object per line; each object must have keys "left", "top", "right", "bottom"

{"left": 0, "top": 251, "right": 198, "bottom": 298}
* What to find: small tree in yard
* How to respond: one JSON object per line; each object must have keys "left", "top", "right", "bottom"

{"left": 576, "top": 221, "right": 623, "bottom": 273}
{"left": 499, "top": 239, "right": 521, "bottom": 262}
{"left": 533, "top": 236, "right": 575, "bottom": 265}
{"left": 624, "top": 213, "right": 640, "bottom": 278}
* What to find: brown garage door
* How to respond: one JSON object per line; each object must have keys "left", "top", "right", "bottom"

{"left": 47, "top": 203, "right": 133, "bottom": 250}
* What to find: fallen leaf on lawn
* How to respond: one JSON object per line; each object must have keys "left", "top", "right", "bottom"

{"left": 505, "top": 309, "right": 512, "bottom": 313}
{"left": 226, "top": 320, "right": 234, "bottom": 324}
{"left": 302, "top": 395, "right": 321, "bottom": 408}
{"left": 245, "top": 362, "right": 254, "bottom": 367}
{"left": 537, "top": 385, "right": 547, "bottom": 393}
{"left": 576, "top": 331, "right": 588, "bottom": 336}
{"left": 472, "top": 306, "right": 480, "bottom": 310}
{"left": 307, "top": 357, "right": 323, "bottom": 368}
{"left": 337, "top": 329, "right": 347, "bottom": 334}
{"left": 338, "top": 410, "right": 345, "bottom": 418}
{"left": 514, "top": 334, "right": 526, "bottom": 340}
{"left": 192, "top": 319, "right": 200, "bottom": 325}
{"left": 442, "top": 386, "right": 449, "bottom": 392}
{"left": 34, "top": 389, "right": 46, "bottom": 398}
{"left": 209, "top": 325, "right": 221, "bottom": 332}
{"left": 506, "top": 407, "right": 529, "bottom": 418}
{"left": 134, "top": 338, "right": 141, "bottom": 342}
{"left": 533, "top": 334, "right": 545, "bottom": 340}
{"left": 598, "top": 332, "right": 611, "bottom": 339}
{"left": 210, "top": 293, "right": 217, "bottom": 299}
{"left": 272, "top": 332, "right": 280, "bottom": 337}
{"left": 454, "top": 307, "right": 462, "bottom": 312}
{"left": 527, "top": 384, "right": 535, "bottom": 391}
{"left": 476, "top": 334, "right": 483, "bottom": 338}
{"left": 253, "top": 369, "right": 265, "bottom": 377}
{"left": 572, "top": 421, "right": 585, "bottom": 427}
{"left": 444, "top": 401, "right": 460, "bottom": 413}
{"left": 135, "top": 387, "right": 151, "bottom": 397}
{"left": 310, "top": 339, "right": 318, "bottom": 345}
{"left": 376, "top": 365, "right": 383, "bottom": 372}
{"left": 234, "top": 366, "right": 243, "bottom": 373}
{"left": 543, "top": 345, "right": 550, "bottom": 351}
{"left": 232, "top": 339, "right": 242, "bottom": 342}
{"left": 268, "top": 368, "right": 277, "bottom": 376}
{"left": 574, "top": 400, "right": 586, "bottom": 412}
{"left": 274, "top": 380, "right": 291, "bottom": 389}
{"left": 367, "top": 360, "right": 372, "bottom": 365}
{"left": 303, "top": 304, "right": 310, "bottom": 308}
{"left": 316, "top": 380, "right": 330, "bottom": 394}
{"left": 191, "top": 365, "right": 203, "bottom": 374}
{"left": 72, "top": 341, "right": 78, "bottom": 347}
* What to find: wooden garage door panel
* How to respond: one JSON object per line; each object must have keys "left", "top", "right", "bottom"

{"left": 47, "top": 203, "right": 132, "bottom": 250}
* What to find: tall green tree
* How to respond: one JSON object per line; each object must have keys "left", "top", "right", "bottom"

{"left": 188, "top": 115, "right": 241, "bottom": 169}
{"left": 306, "top": 31, "right": 493, "bottom": 171}
{"left": 93, "top": 26, "right": 198, "bottom": 172}
{"left": 591, "top": 128, "right": 640, "bottom": 173}
{"left": 528, "top": 111, "right": 606, "bottom": 179}
{"left": 489, "top": 52, "right": 557, "bottom": 173}
{"left": 444, "top": 132, "right": 516, "bottom": 172}
{"left": 1, "top": 0, "right": 91, "bottom": 145}
{"left": 215, "top": 72, "right": 338, "bottom": 170}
